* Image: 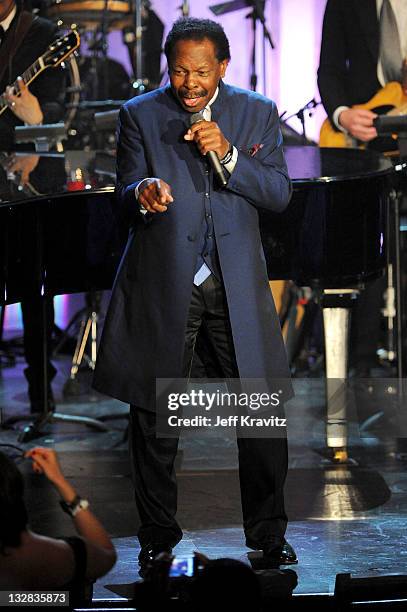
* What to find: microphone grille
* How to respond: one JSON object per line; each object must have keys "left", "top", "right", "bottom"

{"left": 190, "top": 112, "right": 204, "bottom": 126}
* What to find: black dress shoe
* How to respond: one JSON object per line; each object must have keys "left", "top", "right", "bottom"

{"left": 247, "top": 540, "right": 298, "bottom": 570}
{"left": 138, "top": 542, "right": 173, "bottom": 578}
{"left": 264, "top": 540, "right": 298, "bottom": 565}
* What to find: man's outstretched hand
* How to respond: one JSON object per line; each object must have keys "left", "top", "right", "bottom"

{"left": 139, "top": 178, "right": 174, "bottom": 213}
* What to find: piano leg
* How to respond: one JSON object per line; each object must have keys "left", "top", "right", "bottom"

{"left": 321, "top": 289, "right": 360, "bottom": 462}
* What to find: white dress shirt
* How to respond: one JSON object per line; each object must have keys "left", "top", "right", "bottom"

{"left": 0, "top": 4, "right": 17, "bottom": 32}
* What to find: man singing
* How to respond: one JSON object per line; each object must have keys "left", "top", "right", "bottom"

{"left": 93, "top": 17, "right": 296, "bottom": 576}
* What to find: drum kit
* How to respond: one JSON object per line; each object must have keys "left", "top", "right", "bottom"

{"left": 36, "top": 1, "right": 152, "bottom": 141}
{"left": 46, "top": 0, "right": 134, "bottom": 31}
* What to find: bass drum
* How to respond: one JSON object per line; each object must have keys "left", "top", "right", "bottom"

{"left": 61, "top": 53, "right": 81, "bottom": 130}
{"left": 45, "top": 0, "right": 132, "bottom": 30}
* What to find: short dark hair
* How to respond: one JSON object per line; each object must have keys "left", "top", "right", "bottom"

{"left": 164, "top": 17, "right": 231, "bottom": 64}
{"left": 0, "top": 452, "right": 28, "bottom": 554}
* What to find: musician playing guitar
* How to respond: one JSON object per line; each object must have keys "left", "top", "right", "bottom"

{"left": 318, "top": 0, "right": 407, "bottom": 147}
{"left": 0, "top": 0, "right": 65, "bottom": 150}
{"left": 317, "top": 0, "right": 407, "bottom": 377}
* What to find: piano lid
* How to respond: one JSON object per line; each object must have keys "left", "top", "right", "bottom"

{"left": 285, "top": 146, "right": 394, "bottom": 186}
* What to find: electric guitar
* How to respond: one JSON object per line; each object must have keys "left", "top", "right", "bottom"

{"left": 319, "top": 81, "right": 407, "bottom": 148}
{"left": 0, "top": 29, "right": 80, "bottom": 117}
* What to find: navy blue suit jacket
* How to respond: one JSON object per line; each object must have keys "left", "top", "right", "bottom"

{"left": 93, "top": 81, "right": 293, "bottom": 410}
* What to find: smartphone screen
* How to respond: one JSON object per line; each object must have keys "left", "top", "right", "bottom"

{"left": 169, "top": 557, "right": 194, "bottom": 577}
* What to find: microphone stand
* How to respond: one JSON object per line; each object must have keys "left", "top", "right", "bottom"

{"left": 247, "top": 0, "right": 275, "bottom": 93}
{"left": 123, "top": 0, "right": 148, "bottom": 94}
{"left": 134, "top": 0, "right": 143, "bottom": 85}
{"left": 280, "top": 98, "right": 321, "bottom": 144}
{"left": 101, "top": 0, "right": 110, "bottom": 100}
{"left": 86, "top": 0, "right": 110, "bottom": 100}
{"left": 179, "top": 0, "right": 190, "bottom": 16}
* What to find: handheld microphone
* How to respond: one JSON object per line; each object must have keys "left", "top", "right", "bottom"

{"left": 189, "top": 112, "right": 228, "bottom": 188}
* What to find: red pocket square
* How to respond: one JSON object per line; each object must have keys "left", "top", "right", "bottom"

{"left": 248, "top": 143, "right": 264, "bottom": 157}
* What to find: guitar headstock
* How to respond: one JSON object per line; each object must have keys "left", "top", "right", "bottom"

{"left": 42, "top": 30, "right": 81, "bottom": 68}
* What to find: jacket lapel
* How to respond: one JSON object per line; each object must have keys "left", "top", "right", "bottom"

{"left": 210, "top": 79, "right": 228, "bottom": 123}
{"left": 353, "top": 0, "right": 380, "bottom": 62}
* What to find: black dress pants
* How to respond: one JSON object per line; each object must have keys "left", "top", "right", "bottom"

{"left": 129, "top": 274, "right": 288, "bottom": 549}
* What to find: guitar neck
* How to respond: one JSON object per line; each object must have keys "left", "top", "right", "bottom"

{"left": 0, "top": 29, "right": 79, "bottom": 118}
{"left": 0, "top": 56, "right": 46, "bottom": 115}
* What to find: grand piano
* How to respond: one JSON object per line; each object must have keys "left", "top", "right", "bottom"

{"left": 0, "top": 145, "right": 394, "bottom": 451}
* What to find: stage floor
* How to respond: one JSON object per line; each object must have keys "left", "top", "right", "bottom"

{"left": 1, "top": 328, "right": 406, "bottom": 601}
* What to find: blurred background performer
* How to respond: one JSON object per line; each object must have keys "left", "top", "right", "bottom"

{"left": 318, "top": 0, "right": 407, "bottom": 376}
{"left": 0, "top": 0, "right": 65, "bottom": 411}
{"left": 0, "top": 0, "right": 65, "bottom": 149}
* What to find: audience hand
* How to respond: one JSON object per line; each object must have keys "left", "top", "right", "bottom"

{"left": 25, "top": 447, "right": 66, "bottom": 487}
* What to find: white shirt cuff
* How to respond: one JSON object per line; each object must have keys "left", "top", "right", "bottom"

{"left": 135, "top": 177, "right": 155, "bottom": 214}
{"left": 223, "top": 146, "right": 238, "bottom": 175}
{"left": 332, "top": 106, "right": 350, "bottom": 133}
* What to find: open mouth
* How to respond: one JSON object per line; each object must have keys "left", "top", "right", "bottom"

{"left": 182, "top": 97, "right": 204, "bottom": 107}
{"left": 180, "top": 93, "right": 206, "bottom": 108}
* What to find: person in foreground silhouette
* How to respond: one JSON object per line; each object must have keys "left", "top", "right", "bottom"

{"left": 0, "top": 447, "right": 116, "bottom": 603}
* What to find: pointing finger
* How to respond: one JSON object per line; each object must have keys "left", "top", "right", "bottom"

{"left": 157, "top": 179, "right": 173, "bottom": 204}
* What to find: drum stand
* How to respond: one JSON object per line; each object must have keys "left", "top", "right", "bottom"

{"left": 62, "top": 291, "right": 101, "bottom": 396}
{"left": 124, "top": 0, "right": 145, "bottom": 91}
